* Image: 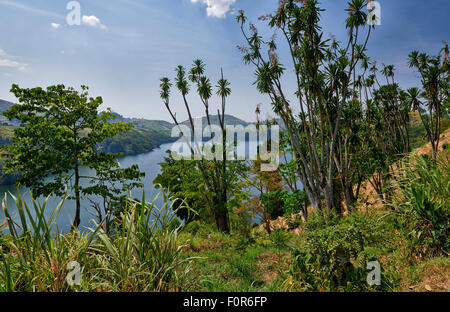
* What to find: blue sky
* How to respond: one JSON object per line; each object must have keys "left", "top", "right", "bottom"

{"left": 0, "top": 0, "right": 448, "bottom": 122}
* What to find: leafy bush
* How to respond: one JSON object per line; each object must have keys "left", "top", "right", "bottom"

{"left": 260, "top": 191, "right": 285, "bottom": 220}
{"left": 269, "top": 228, "right": 291, "bottom": 265}
{"left": 183, "top": 220, "right": 202, "bottom": 235}
{"left": 281, "top": 190, "right": 308, "bottom": 217}
{"left": 269, "top": 229, "right": 290, "bottom": 251}
{"left": 287, "top": 214, "right": 303, "bottom": 231}
{"left": 261, "top": 190, "right": 308, "bottom": 220}
{"left": 286, "top": 212, "right": 394, "bottom": 292}
{"left": 394, "top": 155, "right": 450, "bottom": 257}
{"left": 231, "top": 212, "right": 255, "bottom": 251}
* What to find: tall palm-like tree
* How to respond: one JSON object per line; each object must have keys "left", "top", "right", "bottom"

{"left": 160, "top": 60, "right": 234, "bottom": 233}
{"left": 237, "top": 0, "right": 379, "bottom": 213}
{"left": 408, "top": 42, "right": 449, "bottom": 159}
{"left": 381, "top": 64, "right": 395, "bottom": 85}
{"left": 406, "top": 87, "right": 421, "bottom": 113}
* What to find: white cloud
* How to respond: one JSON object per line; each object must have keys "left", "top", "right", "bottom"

{"left": 51, "top": 22, "right": 61, "bottom": 29}
{"left": 82, "top": 15, "right": 107, "bottom": 29}
{"left": 190, "top": 0, "right": 236, "bottom": 18}
{"left": 0, "top": 49, "right": 28, "bottom": 72}
{"left": 0, "top": 58, "right": 29, "bottom": 72}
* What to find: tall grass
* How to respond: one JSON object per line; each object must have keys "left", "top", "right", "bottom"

{"left": 89, "top": 190, "right": 194, "bottom": 291}
{"left": 0, "top": 187, "right": 194, "bottom": 292}
{"left": 0, "top": 188, "right": 95, "bottom": 291}
{"left": 393, "top": 155, "right": 450, "bottom": 256}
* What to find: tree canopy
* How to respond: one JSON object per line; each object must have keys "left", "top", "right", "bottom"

{"left": 2, "top": 84, "right": 144, "bottom": 228}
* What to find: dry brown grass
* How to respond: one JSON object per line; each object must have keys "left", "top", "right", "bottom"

{"left": 400, "top": 258, "right": 450, "bottom": 292}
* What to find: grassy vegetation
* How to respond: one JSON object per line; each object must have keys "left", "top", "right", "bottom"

{"left": 0, "top": 0, "right": 448, "bottom": 292}
{"left": 0, "top": 189, "right": 193, "bottom": 292}
{"left": 1, "top": 151, "right": 448, "bottom": 292}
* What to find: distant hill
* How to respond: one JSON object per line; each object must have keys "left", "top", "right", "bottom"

{"left": 0, "top": 99, "right": 19, "bottom": 126}
{"left": 0, "top": 103, "right": 255, "bottom": 172}
{"left": 111, "top": 113, "right": 174, "bottom": 133}
{"left": 0, "top": 99, "right": 14, "bottom": 112}
{"left": 181, "top": 114, "right": 253, "bottom": 128}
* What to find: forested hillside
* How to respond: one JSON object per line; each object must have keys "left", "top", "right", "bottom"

{"left": 0, "top": 107, "right": 177, "bottom": 185}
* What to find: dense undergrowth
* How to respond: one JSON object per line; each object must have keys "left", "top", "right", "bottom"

{"left": 0, "top": 189, "right": 193, "bottom": 292}
{"left": 0, "top": 152, "right": 448, "bottom": 292}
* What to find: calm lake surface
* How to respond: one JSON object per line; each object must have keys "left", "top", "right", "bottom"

{"left": 0, "top": 140, "right": 266, "bottom": 233}
{"left": 0, "top": 143, "right": 175, "bottom": 233}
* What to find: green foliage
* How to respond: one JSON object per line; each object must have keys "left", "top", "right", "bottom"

{"left": 408, "top": 43, "right": 449, "bottom": 159}
{"left": 101, "top": 128, "right": 175, "bottom": 156}
{"left": 261, "top": 190, "right": 308, "bottom": 220}
{"left": 408, "top": 114, "right": 450, "bottom": 149}
{"left": 269, "top": 229, "right": 290, "bottom": 259}
{"left": 287, "top": 212, "right": 394, "bottom": 291}
{"left": 0, "top": 188, "right": 193, "bottom": 292}
{"left": 227, "top": 256, "right": 257, "bottom": 288}
{"left": 287, "top": 214, "right": 303, "bottom": 231}
{"left": 231, "top": 212, "right": 255, "bottom": 251}
{"left": 160, "top": 59, "right": 252, "bottom": 233}
{"left": 90, "top": 190, "right": 194, "bottom": 291}
{"left": 168, "top": 217, "right": 182, "bottom": 232}
{"left": 394, "top": 155, "right": 450, "bottom": 256}
{"left": 183, "top": 220, "right": 202, "bottom": 235}
{"left": 1, "top": 84, "right": 144, "bottom": 227}
{"left": 281, "top": 190, "right": 308, "bottom": 216}
{"left": 0, "top": 188, "right": 95, "bottom": 291}
{"left": 154, "top": 151, "right": 207, "bottom": 222}
{"left": 260, "top": 191, "right": 284, "bottom": 220}
{"left": 154, "top": 151, "right": 248, "bottom": 226}
{"left": 237, "top": 0, "right": 383, "bottom": 213}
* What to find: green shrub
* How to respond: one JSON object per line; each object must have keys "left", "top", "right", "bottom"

{"left": 260, "top": 191, "right": 285, "bottom": 220}
{"left": 231, "top": 212, "right": 255, "bottom": 251}
{"left": 227, "top": 256, "right": 257, "bottom": 287}
{"left": 269, "top": 229, "right": 290, "bottom": 251}
{"left": 261, "top": 190, "right": 308, "bottom": 220}
{"left": 394, "top": 155, "right": 450, "bottom": 257}
{"left": 286, "top": 212, "right": 394, "bottom": 292}
{"left": 287, "top": 214, "right": 303, "bottom": 231}
{"left": 183, "top": 220, "right": 202, "bottom": 235}
{"left": 269, "top": 228, "right": 291, "bottom": 264}
{"left": 281, "top": 190, "right": 308, "bottom": 217}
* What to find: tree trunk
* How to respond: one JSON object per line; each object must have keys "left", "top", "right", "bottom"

{"left": 72, "top": 161, "right": 81, "bottom": 230}
{"left": 324, "top": 181, "right": 334, "bottom": 213}
{"left": 215, "top": 206, "right": 230, "bottom": 234}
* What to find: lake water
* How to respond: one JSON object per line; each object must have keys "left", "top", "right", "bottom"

{"left": 0, "top": 143, "right": 175, "bottom": 233}
{"left": 0, "top": 139, "right": 272, "bottom": 233}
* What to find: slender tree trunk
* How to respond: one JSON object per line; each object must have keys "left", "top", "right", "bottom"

{"left": 215, "top": 198, "right": 230, "bottom": 234}
{"left": 72, "top": 160, "right": 81, "bottom": 230}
